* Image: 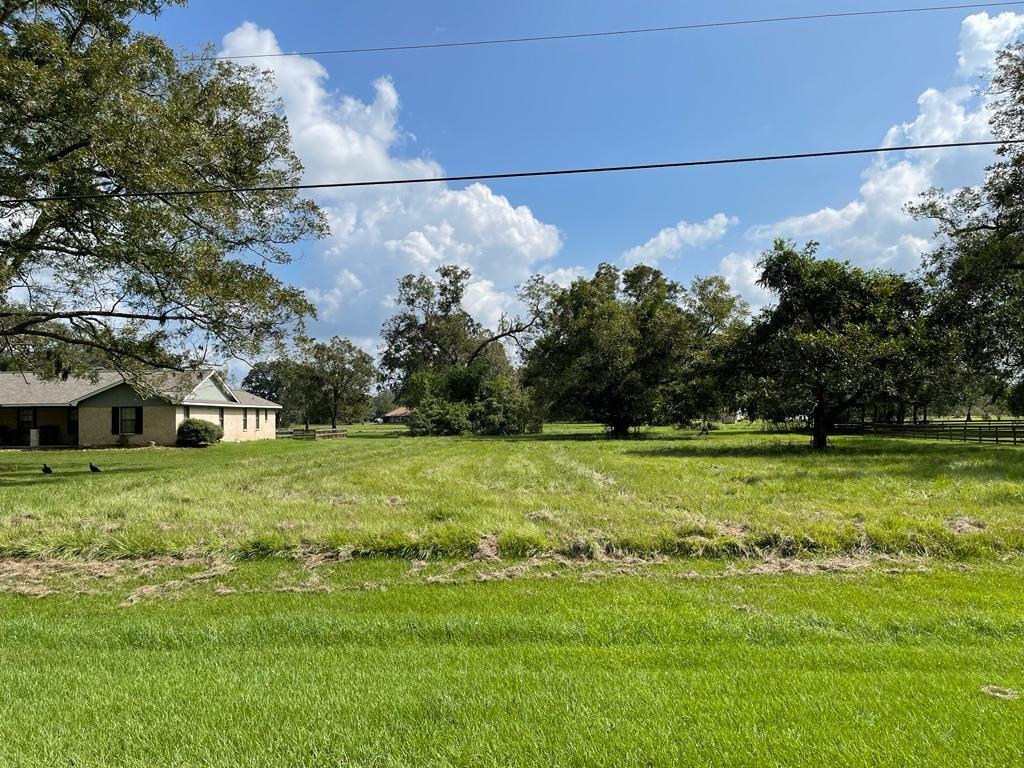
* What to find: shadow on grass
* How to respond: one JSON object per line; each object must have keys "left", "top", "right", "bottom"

{"left": 625, "top": 437, "right": 1024, "bottom": 481}
{"left": 0, "top": 467, "right": 154, "bottom": 486}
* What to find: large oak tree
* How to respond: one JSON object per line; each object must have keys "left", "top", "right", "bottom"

{"left": 0, "top": 1, "right": 326, "bottom": 383}
{"left": 739, "top": 240, "right": 929, "bottom": 450}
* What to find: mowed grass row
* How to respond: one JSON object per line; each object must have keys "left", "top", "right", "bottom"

{"left": 0, "top": 424, "right": 1022, "bottom": 559}
{"left": 0, "top": 561, "right": 1021, "bottom": 767}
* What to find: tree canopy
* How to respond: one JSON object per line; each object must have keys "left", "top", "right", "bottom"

{"left": 241, "top": 339, "right": 376, "bottom": 429}
{"left": 524, "top": 264, "right": 694, "bottom": 437}
{"left": 378, "top": 266, "right": 540, "bottom": 435}
{"left": 737, "top": 240, "right": 931, "bottom": 449}
{"left": 0, "top": 0, "right": 326, "bottom": 383}
{"left": 910, "top": 43, "right": 1024, "bottom": 382}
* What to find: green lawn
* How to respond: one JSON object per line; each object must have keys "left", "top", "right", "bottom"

{"left": 1, "top": 426, "right": 1023, "bottom": 765}
{"left": 0, "top": 423, "right": 1021, "bottom": 559}
{"left": 0, "top": 558, "right": 1021, "bottom": 767}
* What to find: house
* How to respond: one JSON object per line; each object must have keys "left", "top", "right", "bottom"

{"left": 382, "top": 406, "right": 412, "bottom": 424}
{"left": 0, "top": 370, "right": 281, "bottom": 448}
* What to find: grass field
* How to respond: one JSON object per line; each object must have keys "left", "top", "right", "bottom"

{"left": 0, "top": 558, "right": 1022, "bottom": 767}
{"left": 1, "top": 424, "right": 1022, "bottom": 766}
{"left": 0, "top": 423, "right": 1021, "bottom": 559}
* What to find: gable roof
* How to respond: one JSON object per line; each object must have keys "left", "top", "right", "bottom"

{"left": 0, "top": 370, "right": 280, "bottom": 408}
{"left": 232, "top": 390, "right": 281, "bottom": 408}
{"left": 0, "top": 372, "right": 124, "bottom": 407}
{"left": 384, "top": 406, "right": 412, "bottom": 417}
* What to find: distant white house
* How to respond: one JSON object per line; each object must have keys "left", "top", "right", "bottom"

{"left": 0, "top": 370, "right": 280, "bottom": 447}
{"left": 382, "top": 406, "right": 413, "bottom": 424}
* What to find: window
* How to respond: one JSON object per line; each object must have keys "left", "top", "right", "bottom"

{"left": 219, "top": 408, "right": 224, "bottom": 429}
{"left": 184, "top": 405, "right": 191, "bottom": 419}
{"left": 256, "top": 409, "right": 260, "bottom": 430}
{"left": 120, "top": 408, "right": 137, "bottom": 435}
{"left": 17, "top": 408, "right": 34, "bottom": 431}
{"left": 67, "top": 407, "right": 79, "bottom": 437}
{"left": 242, "top": 408, "right": 248, "bottom": 431}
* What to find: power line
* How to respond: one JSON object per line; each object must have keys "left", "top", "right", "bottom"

{"left": 200, "top": 2, "right": 1024, "bottom": 60}
{"left": 3, "top": 140, "right": 1017, "bottom": 205}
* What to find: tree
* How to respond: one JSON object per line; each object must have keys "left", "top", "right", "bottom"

{"left": 242, "top": 341, "right": 376, "bottom": 429}
{"left": 305, "top": 337, "right": 376, "bottom": 428}
{"left": 240, "top": 359, "right": 308, "bottom": 426}
{"left": 379, "top": 265, "right": 530, "bottom": 397}
{"left": 668, "top": 276, "right": 749, "bottom": 427}
{"left": 910, "top": 43, "right": 1024, "bottom": 381}
{"left": 240, "top": 361, "right": 288, "bottom": 405}
{"left": 0, "top": 1, "right": 326, "bottom": 382}
{"left": 1007, "top": 379, "right": 1024, "bottom": 417}
{"left": 523, "top": 263, "right": 691, "bottom": 437}
{"left": 370, "top": 389, "right": 397, "bottom": 419}
{"left": 739, "top": 240, "right": 928, "bottom": 450}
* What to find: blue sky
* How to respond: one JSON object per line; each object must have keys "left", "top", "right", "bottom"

{"left": 137, "top": 2, "right": 1024, "bottom": 349}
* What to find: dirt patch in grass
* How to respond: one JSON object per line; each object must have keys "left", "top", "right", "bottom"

{"left": 120, "top": 561, "right": 234, "bottom": 607}
{"left": 947, "top": 516, "right": 987, "bottom": 534}
{"left": 297, "top": 546, "right": 354, "bottom": 570}
{"left": 981, "top": 685, "right": 1019, "bottom": 700}
{"left": 724, "top": 555, "right": 932, "bottom": 577}
{"left": 473, "top": 535, "right": 501, "bottom": 562}
{"left": 0, "top": 556, "right": 243, "bottom": 603}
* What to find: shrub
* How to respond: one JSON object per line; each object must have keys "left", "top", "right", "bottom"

{"left": 408, "top": 397, "right": 472, "bottom": 436}
{"left": 176, "top": 418, "right": 224, "bottom": 447}
{"left": 469, "top": 376, "right": 533, "bottom": 436}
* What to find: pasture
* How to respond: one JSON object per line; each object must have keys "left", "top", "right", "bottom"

{"left": 0, "top": 423, "right": 1021, "bottom": 560}
{"left": 1, "top": 424, "right": 1022, "bottom": 766}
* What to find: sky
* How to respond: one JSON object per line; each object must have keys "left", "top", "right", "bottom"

{"left": 136, "top": 1, "right": 1024, "bottom": 353}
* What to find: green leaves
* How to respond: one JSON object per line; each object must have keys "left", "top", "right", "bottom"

{"left": 0, "top": 1, "right": 325, "bottom": 377}
{"left": 741, "top": 240, "right": 932, "bottom": 447}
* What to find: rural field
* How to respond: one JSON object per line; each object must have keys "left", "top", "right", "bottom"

{"left": 0, "top": 425, "right": 1022, "bottom": 766}
{"left": 0, "top": 423, "right": 1021, "bottom": 560}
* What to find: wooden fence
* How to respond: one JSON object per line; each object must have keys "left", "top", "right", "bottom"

{"left": 837, "top": 419, "right": 1024, "bottom": 445}
{"left": 275, "top": 428, "right": 347, "bottom": 440}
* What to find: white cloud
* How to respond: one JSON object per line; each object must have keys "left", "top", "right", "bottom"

{"left": 220, "top": 23, "right": 561, "bottom": 342}
{"left": 742, "top": 11, "right": 1024, "bottom": 282}
{"left": 958, "top": 11, "right": 1024, "bottom": 77}
{"left": 748, "top": 201, "right": 865, "bottom": 240}
{"left": 622, "top": 213, "right": 736, "bottom": 265}
{"left": 542, "top": 266, "right": 589, "bottom": 287}
{"left": 719, "top": 252, "right": 773, "bottom": 312}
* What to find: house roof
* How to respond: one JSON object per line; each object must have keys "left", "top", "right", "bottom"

{"left": 0, "top": 372, "right": 124, "bottom": 406}
{"left": 384, "top": 406, "right": 411, "bottom": 417}
{"left": 0, "top": 370, "right": 281, "bottom": 408}
{"left": 231, "top": 390, "right": 281, "bottom": 408}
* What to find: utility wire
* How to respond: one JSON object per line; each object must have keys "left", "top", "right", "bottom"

{"left": 3, "top": 140, "right": 1017, "bottom": 205}
{"left": 199, "top": 2, "right": 1024, "bottom": 60}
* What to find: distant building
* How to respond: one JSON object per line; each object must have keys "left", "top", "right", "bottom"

{"left": 0, "top": 370, "right": 281, "bottom": 447}
{"left": 382, "top": 406, "right": 412, "bottom": 424}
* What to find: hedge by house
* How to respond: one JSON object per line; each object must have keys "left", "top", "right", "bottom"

{"left": 176, "top": 418, "right": 224, "bottom": 447}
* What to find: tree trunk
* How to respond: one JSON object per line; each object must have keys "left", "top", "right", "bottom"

{"left": 811, "top": 400, "right": 829, "bottom": 451}
{"left": 609, "top": 420, "right": 632, "bottom": 439}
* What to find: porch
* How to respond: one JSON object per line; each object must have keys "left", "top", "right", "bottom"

{"left": 0, "top": 406, "right": 79, "bottom": 447}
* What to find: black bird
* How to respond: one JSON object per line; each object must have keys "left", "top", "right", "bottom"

{"left": 41, "top": 464, "right": 52, "bottom": 474}
{"left": 89, "top": 463, "right": 101, "bottom": 473}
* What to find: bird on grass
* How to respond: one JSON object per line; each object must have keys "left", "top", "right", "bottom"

{"left": 41, "top": 464, "right": 52, "bottom": 474}
{"left": 89, "top": 463, "right": 101, "bottom": 473}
